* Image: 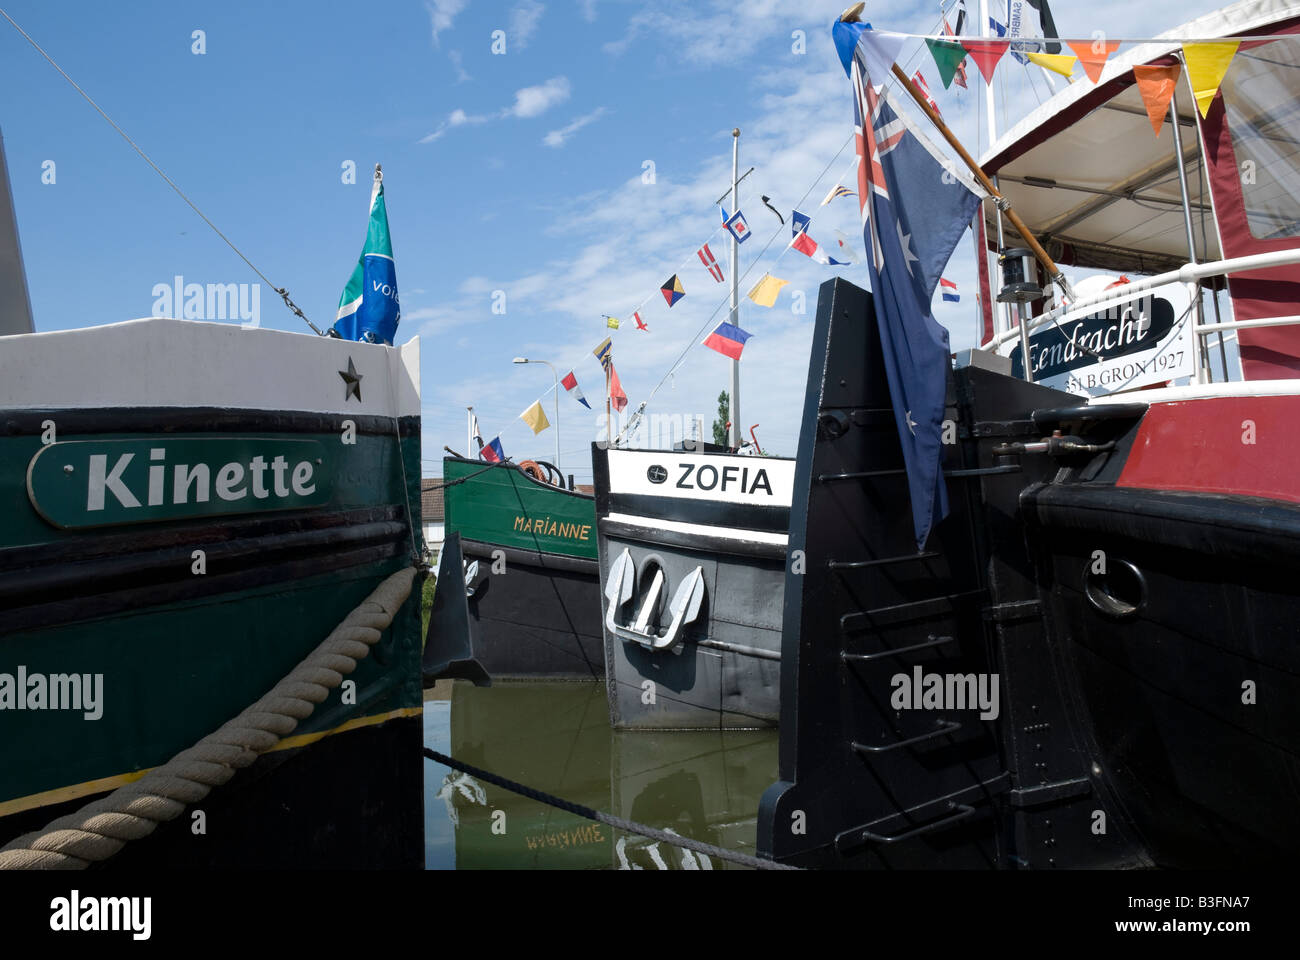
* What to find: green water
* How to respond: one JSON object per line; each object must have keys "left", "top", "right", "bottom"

{"left": 423, "top": 681, "right": 779, "bottom": 870}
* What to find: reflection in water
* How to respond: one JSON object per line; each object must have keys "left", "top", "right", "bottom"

{"left": 434, "top": 771, "right": 486, "bottom": 826}
{"left": 423, "top": 698, "right": 455, "bottom": 870}
{"left": 424, "top": 681, "right": 779, "bottom": 870}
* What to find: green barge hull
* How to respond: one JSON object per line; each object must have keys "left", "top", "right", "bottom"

{"left": 443, "top": 456, "right": 603, "bottom": 679}
{"left": 0, "top": 319, "right": 425, "bottom": 868}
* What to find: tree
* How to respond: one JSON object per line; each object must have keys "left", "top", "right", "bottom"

{"left": 712, "top": 391, "right": 730, "bottom": 447}
{"left": 420, "top": 572, "right": 438, "bottom": 638}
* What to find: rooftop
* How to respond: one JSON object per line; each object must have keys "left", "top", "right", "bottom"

{"left": 421, "top": 478, "right": 444, "bottom": 522}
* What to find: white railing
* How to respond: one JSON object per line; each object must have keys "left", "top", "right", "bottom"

{"left": 986, "top": 247, "right": 1300, "bottom": 338}
{"left": 1194, "top": 314, "right": 1300, "bottom": 333}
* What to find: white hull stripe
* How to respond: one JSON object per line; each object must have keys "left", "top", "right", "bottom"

{"left": 605, "top": 512, "right": 789, "bottom": 547}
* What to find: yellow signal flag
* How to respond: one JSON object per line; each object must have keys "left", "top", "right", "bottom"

{"left": 606, "top": 315, "right": 621, "bottom": 329}
{"left": 747, "top": 272, "right": 789, "bottom": 308}
{"left": 520, "top": 400, "right": 551, "bottom": 435}
{"left": 1183, "top": 42, "right": 1240, "bottom": 117}
{"left": 1026, "top": 51, "right": 1077, "bottom": 78}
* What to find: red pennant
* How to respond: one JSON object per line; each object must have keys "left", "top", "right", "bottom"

{"left": 960, "top": 40, "right": 1006, "bottom": 83}
{"left": 1132, "top": 64, "right": 1181, "bottom": 136}
{"left": 608, "top": 364, "right": 628, "bottom": 412}
{"left": 1068, "top": 40, "right": 1121, "bottom": 84}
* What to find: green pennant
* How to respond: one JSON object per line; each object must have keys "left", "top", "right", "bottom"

{"left": 925, "top": 38, "right": 968, "bottom": 89}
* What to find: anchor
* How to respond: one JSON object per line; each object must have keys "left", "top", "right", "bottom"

{"left": 603, "top": 548, "right": 705, "bottom": 652}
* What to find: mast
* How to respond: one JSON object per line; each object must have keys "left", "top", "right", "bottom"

{"left": 728, "top": 128, "right": 741, "bottom": 451}
{"left": 979, "top": 0, "right": 997, "bottom": 146}
{"left": 978, "top": 0, "right": 1009, "bottom": 341}
{"left": 1169, "top": 69, "right": 1208, "bottom": 385}
{"left": 0, "top": 126, "right": 34, "bottom": 336}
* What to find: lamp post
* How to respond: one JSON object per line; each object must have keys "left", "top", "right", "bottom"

{"left": 512, "top": 357, "right": 560, "bottom": 472}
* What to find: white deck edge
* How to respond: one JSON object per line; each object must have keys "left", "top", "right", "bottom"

{"left": 0, "top": 317, "right": 421, "bottom": 418}
{"left": 1089, "top": 378, "right": 1300, "bottom": 404}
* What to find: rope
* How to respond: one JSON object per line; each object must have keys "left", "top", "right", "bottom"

{"left": 384, "top": 362, "right": 422, "bottom": 563}
{"left": 439, "top": 458, "right": 522, "bottom": 489}
{"left": 0, "top": 7, "right": 323, "bottom": 336}
{"left": 0, "top": 567, "right": 417, "bottom": 870}
{"left": 423, "top": 748, "right": 799, "bottom": 870}
{"left": 886, "top": 30, "right": 1300, "bottom": 43}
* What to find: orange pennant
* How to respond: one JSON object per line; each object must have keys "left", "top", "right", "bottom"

{"left": 1068, "top": 39, "right": 1121, "bottom": 84}
{"left": 1132, "top": 64, "right": 1181, "bottom": 136}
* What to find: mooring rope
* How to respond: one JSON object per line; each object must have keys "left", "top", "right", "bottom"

{"left": 0, "top": 567, "right": 417, "bottom": 870}
{"left": 440, "top": 459, "right": 515, "bottom": 489}
{"left": 423, "top": 748, "right": 799, "bottom": 871}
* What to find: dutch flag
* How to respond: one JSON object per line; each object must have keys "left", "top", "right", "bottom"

{"left": 940, "top": 278, "right": 960, "bottom": 302}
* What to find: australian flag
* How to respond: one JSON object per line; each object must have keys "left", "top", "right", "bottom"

{"left": 836, "top": 21, "right": 984, "bottom": 551}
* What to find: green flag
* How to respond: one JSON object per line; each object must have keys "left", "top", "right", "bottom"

{"left": 332, "top": 169, "right": 399, "bottom": 344}
{"left": 926, "top": 39, "right": 968, "bottom": 89}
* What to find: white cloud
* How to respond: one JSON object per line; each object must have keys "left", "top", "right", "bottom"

{"left": 508, "top": 76, "right": 571, "bottom": 118}
{"left": 543, "top": 107, "right": 608, "bottom": 147}
{"left": 418, "top": 107, "right": 490, "bottom": 143}
{"left": 580, "top": 0, "right": 600, "bottom": 22}
{"left": 602, "top": 0, "right": 850, "bottom": 63}
{"left": 421, "top": 76, "right": 572, "bottom": 143}
{"left": 448, "top": 49, "right": 471, "bottom": 84}
{"left": 509, "top": 0, "right": 545, "bottom": 50}
{"left": 424, "top": 0, "right": 467, "bottom": 47}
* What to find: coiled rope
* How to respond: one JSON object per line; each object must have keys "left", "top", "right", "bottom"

{"left": 0, "top": 567, "right": 417, "bottom": 870}
{"left": 423, "top": 748, "right": 799, "bottom": 871}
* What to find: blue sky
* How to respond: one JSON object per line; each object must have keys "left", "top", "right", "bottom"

{"left": 2, "top": 0, "right": 1217, "bottom": 481}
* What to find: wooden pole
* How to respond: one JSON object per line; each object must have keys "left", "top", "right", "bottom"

{"left": 888, "top": 62, "right": 1076, "bottom": 303}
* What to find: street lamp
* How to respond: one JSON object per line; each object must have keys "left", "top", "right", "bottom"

{"left": 512, "top": 357, "right": 560, "bottom": 472}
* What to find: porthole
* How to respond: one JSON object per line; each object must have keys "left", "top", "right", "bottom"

{"left": 1084, "top": 558, "right": 1146, "bottom": 620}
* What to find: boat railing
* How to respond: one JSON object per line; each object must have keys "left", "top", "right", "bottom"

{"left": 983, "top": 246, "right": 1300, "bottom": 384}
